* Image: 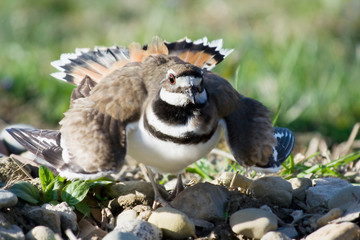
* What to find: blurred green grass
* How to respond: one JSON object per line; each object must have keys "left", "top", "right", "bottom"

{"left": 0, "top": 0, "right": 359, "bottom": 142}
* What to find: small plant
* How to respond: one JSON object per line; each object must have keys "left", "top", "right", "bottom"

{"left": 9, "top": 166, "right": 113, "bottom": 216}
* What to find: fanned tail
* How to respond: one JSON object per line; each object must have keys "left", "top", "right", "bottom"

{"left": 165, "top": 37, "right": 233, "bottom": 70}
{"left": 50, "top": 36, "right": 233, "bottom": 86}
{"left": 51, "top": 46, "right": 131, "bottom": 85}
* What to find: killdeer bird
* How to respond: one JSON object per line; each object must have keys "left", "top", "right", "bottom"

{"left": 7, "top": 37, "right": 295, "bottom": 207}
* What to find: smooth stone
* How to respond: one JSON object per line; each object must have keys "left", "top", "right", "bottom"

{"left": 116, "top": 209, "right": 137, "bottom": 225}
{"left": 107, "top": 181, "right": 168, "bottom": 208}
{"left": 115, "top": 218, "right": 162, "bottom": 240}
{"left": 214, "top": 172, "right": 253, "bottom": 189}
{"left": 306, "top": 178, "right": 350, "bottom": 208}
{"left": 328, "top": 185, "right": 360, "bottom": 211}
{"left": 26, "top": 208, "right": 61, "bottom": 234}
{"left": 278, "top": 226, "right": 298, "bottom": 239}
{"left": 306, "top": 222, "right": 360, "bottom": 240}
{"left": 42, "top": 202, "right": 77, "bottom": 232}
{"left": 103, "top": 231, "right": 140, "bottom": 240}
{"left": 316, "top": 208, "right": 343, "bottom": 227}
{"left": 25, "top": 226, "right": 56, "bottom": 240}
{"left": 230, "top": 208, "right": 278, "bottom": 239}
{"left": 0, "top": 223, "right": 25, "bottom": 240}
{"left": 260, "top": 231, "right": 291, "bottom": 240}
{"left": 0, "top": 189, "right": 18, "bottom": 209}
{"left": 171, "top": 182, "right": 229, "bottom": 220}
{"left": 249, "top": 176, "right": 293, "bottom": 208}
{"left": 288, "top": 177, "right": 312, "bottom": 201}
{"left": 0, "top": 124, "right": 35, "bottom": 154}
{"left": 148, "top": 207, "right": 195, "bottom": 239}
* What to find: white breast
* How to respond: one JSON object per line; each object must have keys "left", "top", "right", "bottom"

{"left": 126, "top": 118, "right": 224, "bottom": 174}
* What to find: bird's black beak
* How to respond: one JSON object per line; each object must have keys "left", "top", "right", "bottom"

{"left": 185, "top": 86, "right": 201, "bottom": 104}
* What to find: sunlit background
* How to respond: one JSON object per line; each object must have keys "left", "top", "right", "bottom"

{"left": 1, "top": 0, "right": 359, "bottom": 142}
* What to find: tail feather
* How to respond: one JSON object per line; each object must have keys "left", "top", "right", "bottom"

{"left": 50, "top": 37, "right": 233, "bottom": 86}
{"left": 6, "top": 128, "right": 64, "bottom": 168}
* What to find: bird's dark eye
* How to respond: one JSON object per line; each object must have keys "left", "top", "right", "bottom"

{"left": 168, "top": 74, "right": 176, "bottom": 85}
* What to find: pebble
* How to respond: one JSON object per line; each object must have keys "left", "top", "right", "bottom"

{"left": 116, "top": 209, "right": 137, "bottom": 224}
{"left": 249, "top": 176, "right": 293, "bottom": 208}
{"left": 229, "top": 208, "right": 278, "bottom": 239}
{"left": 42, "top": 202, "right": 77, "bottom": 232}
{"left": 260, "top": 231, "right": 291, "bottom": 240}
{"left": 288, "top": 177, "right": 312, "bottom": 201}
{"left": 214, "top": 172, "right": 253, "bottom": 189}
{"left": 327, "top": 185, "right": 360, "bottom": 211}
{"left": 25, "top": 226, "right": 56, "bottom": 240}
{"left": 278, "top": 226, "right": 298, "bottom": 239}
{"left": 0, "top": 223, "right": 25, "bottom": 240}
{"left": 103, "top": 231, "right": 140, "bottom": 240}
{"left": 305, "top": 222, "right": 360, "bottom": 240}
{"left": 107, "top": 181, "right": 168, "bottom": 208}
{"left": 148, "top": 207, "right": 195, "bottom": 239}
{"left": 26, "top": 207, "right": 61, "bottom": 234}
{"left": 115, "top": 218, "right": 162, "bottom": 240}
{"left": 306, "top": 178, "right": 350, "bottom": 208}
{"left": 316, "top": 208, "right": 343, "bottom": 227}
{"left": 171, "top": 182, "right": 229, "bottom": 220}
{"left": 0, "top": 189, "right": 18, "bottom": 209}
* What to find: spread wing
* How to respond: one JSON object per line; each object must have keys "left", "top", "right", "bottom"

{"left": 205, "top": 72, "right": 294, "bottom": 170}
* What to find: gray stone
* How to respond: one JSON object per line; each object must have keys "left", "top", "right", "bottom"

{"left": 115, "top": 218, "right": 162, "bottom": 240}
{"left": 261, "top": 231, "right": 291, "bottom": 240}
{"left": 249, "top": 176, "right": 293, "bottom": 208}
{"left": 42, "top": 202, "right": 77, "bottom": 232}
{"left": 278, "top": 226, "right": 298, "bottom": 239}
{"left": 103, "top": 231, "right": 140, "bottom": 240}
{"left": 305, "top": 222, "right": 360, "bottom": 240}
{"left": 288, "top": 177, "right": 312, "bottom": 201}
{"left": 171, "top": 182, "right": 229, "bottom": 220}
{"left": 25, "top": 226, "right": 56, "bottom": 240}
{"left": 306, "top": 178, "right": 350, "bottom": 208}
{"left": 0, "top": 223, "right": 25, "bottom": 240}
{"left": 230, "top": 208, "right": 278, "bottom": 239}
{"left": 148, "top": 207, "right": 195, "bottom": 239}
{"left": 26, "top": 207, "right": 61, "bottom": 234}
{"left": 328, "top": 185, "right": 360, "bottom": 211}
{"left": 116, "top": 209, "right": 137, "bottom": 225}
{"left": 316, "top": 208, "right": 343, "bottom": 227}
{"left": 0, "top": 189, "right": 18, "bottom": 209}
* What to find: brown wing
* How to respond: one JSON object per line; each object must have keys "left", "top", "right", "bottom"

{"left": 59, "top": 64, "right": 147, "bottom": 174}
{"left": 205, "top": 72, "right": 276, "bottom": 167}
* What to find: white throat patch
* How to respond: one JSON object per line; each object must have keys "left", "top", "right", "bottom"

{"left": 159, "top": 87, "right": 207, "bottom": 106}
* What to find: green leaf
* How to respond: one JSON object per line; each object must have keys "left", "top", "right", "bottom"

{"left": 88, "top": 177, "right": 114, "bottom": 188}
{"left": 43, "top": 176, "right": 65, "bottom": 202}
{"left": 10, "top": 181, "right": 40, "bottom": 204}
{"left": 39, "top": 166, "right": 55, "bottom": 191}
{"left": 61, "top": 180, "right": 90, "bottom": 205}
{"left": 75, "top": 202, "right": 91, "bottom": 217}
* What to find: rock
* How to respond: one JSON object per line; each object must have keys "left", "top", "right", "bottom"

{"left": 288, "top": 177, "right": 312, "bottom": 201}
{"left": 316, "top": 208, "right": 343, "bottom": 227}
{"left": 306, "top": 222, "right": 360, "bottom": 240}
{"left": 0, "top": 189, "right": 18, "bottom": 209}
{"left": 306, "top": 178, "right": 350, "bottom": 208}
{"left": 0, "top": 157, "right": 31, "bottom": 182}
{"left": 115, "top": 218, "right": 162, "bottom": 240}
{"left": 278, "top": 226, "right": 298, "bottom": 239}
{"left": 148, "top": 207, "right": 195, "bottom": 239}
{"left": 249, "top": 176, "right": 293, "bottom": 208}
{"left": 25, "top": 226, "right": 56, "bottom": 240}
{"left": 42, "top": 202, "right": 77, "bottom": 232}
{"left": 328, "top": 185, "right": 360, "bottom": 211}
{"left": 230, "top": 208, "right": 278, "bottom": 239}
{"left": 116, "top": 209, "right": 137, "bottom": 225}
{"left": 0, "top": 222, "right": 25, "bottom": 240}
{"left": 0, "top": 124, "right": 35, "bottom": 154}
{"left": 171, "top": 182, "right": 229, "bottom": 220}
{"left": 214, "top": 172, "right": 253, "bottom": 189}
{"left": 26, "top": 207, "right": 61, "bottom": 234}
{"left": 103, "top": 231, "right": 140, "bottom": 240}
{"left": 107, "top": 181, "right": 168, "bottom": 209}
{"left": 261, "top": 231, "right": 291, "bottom": 240}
